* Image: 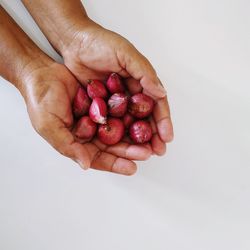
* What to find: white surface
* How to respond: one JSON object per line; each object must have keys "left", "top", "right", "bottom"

{"left": 0, "top": 0, "right": 250, "bottom": 249}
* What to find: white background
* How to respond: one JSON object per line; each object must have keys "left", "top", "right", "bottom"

{"left": 0, "top": 0, "right": 250, "bottom": 249}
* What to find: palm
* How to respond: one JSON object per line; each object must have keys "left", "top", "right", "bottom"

{"left": 64, "top": 27, "right": 126, "bottom": 84}
{"left": 63, "top": 23, "right": 173, "bottom": 157}
{"left": 25, "top": 63, "right": 149, "bottom": 175}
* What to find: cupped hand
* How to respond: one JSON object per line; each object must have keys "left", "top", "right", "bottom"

{"left": 62, "top": 20, "right": 174, "bottom": 155}
{"left": 21, "top": 61, "right": 151, "bottom": 175}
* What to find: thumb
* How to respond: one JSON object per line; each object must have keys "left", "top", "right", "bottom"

{"left": 117, "top": 43, "right": 166, "bottom": 98}
{"left": 36, "top": 115, "right": 91, "bottom": 169}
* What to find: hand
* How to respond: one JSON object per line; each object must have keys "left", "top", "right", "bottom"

{"left": 21, "top": 61, "right": 151, "bottom": 175}
{"left": 61, "top": 20, "right": 174, "bottom": 156}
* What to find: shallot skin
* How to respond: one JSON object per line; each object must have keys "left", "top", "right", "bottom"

{"left": 98, "top": 118, "right": 125, "bottom": 145}
{"left": 123, "top": 113, "right": 134, "bottom": 128}
{"left": 73, "top": 87, "right": 91, "bottom": 118}
{"left": 106, "top": 73, "right": 125, "bottom": 94}
{"left": 108, "top": 93, "right": 128, "bottom": 117}
{"left": 72, "top": 73, "right": 157, "bottom": 148}
{"left": 89, "top": 97, "right": 107, "bottom": 124}
{"left": 75, "top": 116, "right": 97, "bottom": 140}
{"left": 87, "top": 79, "right": 108, "bottom": 99}
{"left": 129, "top": 93, "right": 154, "bottom": 119}
{"left": 129, "top": 120, "right": 152, "bottom": 144}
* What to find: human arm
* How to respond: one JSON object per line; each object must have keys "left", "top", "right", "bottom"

{"left": 21, "top": 0, "right": 174, "bottom": 155}
{"left": 0, "top": 5, "right": 147, "bottom": 175}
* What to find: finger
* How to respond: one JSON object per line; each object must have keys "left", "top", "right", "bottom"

{"left": 143, "top": 85, "right": 174, "bottom": 143}
{"left": 117, "top": 68, "right": 130, "bottom": 78}
{"left": 107, "top": 144, "right": 151, "bottom": 161}
{"left": 121, "top": 136, "right": 153, "bottom": 154}
{"left": 117, "top": 43, "right": 166, "bottom": 98}
{"left": 151, "top": 134, "right": 166, "bottom": 156}
{"left": 125, "top": 78, "right": 142, "bottom": 94}
{"left": 92, "top": 139, "right": 152, "bottom": 161}
{"left": 37, "top": 114, "right": 91, "bottom": 169}
{"left": 122, "top": 135, "right": 153, "bottom": 155}
{"left": 143, "top": 142, "right": 153, "bottom": 152}
{"left": 149, "top": 117, "right": 166, "bottom": 155}
{"left": 150, "top": 94, "right": 174, "bottom": 143}
{"left": 84, "top": 143, "right": 137, "bottom": 175}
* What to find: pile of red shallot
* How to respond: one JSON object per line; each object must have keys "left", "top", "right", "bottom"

{"left": 73, "top": 73, "right": 154, "bottom": 145}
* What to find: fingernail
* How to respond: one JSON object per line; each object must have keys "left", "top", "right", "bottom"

{"left": 77, "top": 160, "right": 89, "bottom": 170}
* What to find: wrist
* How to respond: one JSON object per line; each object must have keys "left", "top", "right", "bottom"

{"left": 60, "top": 18, "right": 104, "bottom": 62}
{"left": 55, "top": 17, "right": 97, "bottom": 55}
{"left": 22, "top": 0, "right": 92, "bottom": 56}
